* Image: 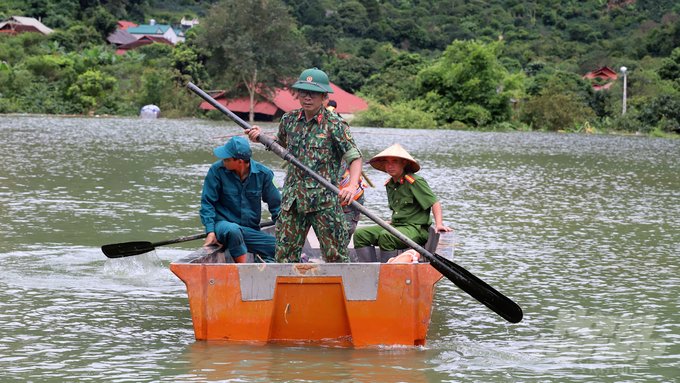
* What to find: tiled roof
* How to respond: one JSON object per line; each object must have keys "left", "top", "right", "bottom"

{"left": 107, "top": 28, "right": 137, "bottom": 46}
{"left": 127, "top": 25, "right": 172, "bottom": 35}
{"left": 0, "top": 16, "right": 53, "bottom": 34}
{"left": 200, "top": 82, "right": 369, "bottom": 115}
{"left": 117, "top": 20, "right": 138, "bottom": 30}
{"left": 115, "top": 35, "right": 174, "bottom": 55}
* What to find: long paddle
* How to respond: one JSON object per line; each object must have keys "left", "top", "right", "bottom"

{"left": 102, "top": 220, "right": 275, "bottom": 258}
{"left": 187, "top": 82, "right": 523, "bottom": 324}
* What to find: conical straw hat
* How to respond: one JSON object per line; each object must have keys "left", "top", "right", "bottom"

{"left": 367, "top": 143, "right": 420, "bottom": 173}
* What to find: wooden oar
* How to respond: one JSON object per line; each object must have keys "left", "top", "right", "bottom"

{"left": 281, "top": 160, "right": 374, "bottom": 188}
{"left": 187, "top": 83, "right": 523, "bottom": 324}
{"left": 102, "top": 220, "right": 275, "bottom": 258}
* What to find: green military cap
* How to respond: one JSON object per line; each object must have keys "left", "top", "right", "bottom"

{"left": 291, "top": 67, "right": 334, "bottom": 94}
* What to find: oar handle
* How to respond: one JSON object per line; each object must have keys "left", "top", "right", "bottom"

{"left": 152, "top": 233, "right": 207, "bottom": 247}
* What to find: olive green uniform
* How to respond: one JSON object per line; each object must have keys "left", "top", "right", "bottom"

{"left": 275, "top": 107, "right": 362, "bottom": 263}
{"left": 353, "top": 172, "right": 438, "bottom": 251}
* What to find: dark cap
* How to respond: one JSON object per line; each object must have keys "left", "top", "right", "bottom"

{"left": 213, "top": 136, "right": 252, "bottom": 160}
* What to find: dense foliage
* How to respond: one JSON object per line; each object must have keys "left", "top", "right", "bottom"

{"left": 1, "top": 0, "right": 680, "bottom": 133}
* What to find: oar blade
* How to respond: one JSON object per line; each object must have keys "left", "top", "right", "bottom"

{"left": 101, "top": 241, "right": 155, "bottom": 258}
{"left": 430, "top": 253, "right": 524, "bottom": 323}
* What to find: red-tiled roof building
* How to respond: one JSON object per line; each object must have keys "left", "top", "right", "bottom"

{"left": 117, "top": 20, "right": 138, "bottom": 30}
{"left": 583, "top": 66, "right": 618, "bottom": 91}
{"left": 200, "top": 82, "right": 369, "bottom": 121}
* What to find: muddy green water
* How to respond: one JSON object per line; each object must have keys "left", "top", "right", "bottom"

{"left": 0, "top": 116, "right": 678, "bottom": 382}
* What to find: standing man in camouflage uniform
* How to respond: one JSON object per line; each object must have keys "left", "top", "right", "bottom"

{"left": 246, "top": 68, "right": 363, "bottom": 263}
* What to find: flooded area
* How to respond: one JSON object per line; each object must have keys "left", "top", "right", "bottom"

{"left": 0, "top": 116, "right": 679, "bottom": 382}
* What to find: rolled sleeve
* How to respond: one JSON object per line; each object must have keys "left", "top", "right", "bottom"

{"left": 342, "top": 147, "right": 362, "bottom": 165}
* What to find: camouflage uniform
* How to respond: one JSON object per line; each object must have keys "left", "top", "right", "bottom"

{"left": 353, "top": 172, "right": 438, "bottom": 251}
{"left": 275, "top": 107, "right": 362, "bottom": 263}
{"left": 339, "top": 160, "right": 366, "bottom": 236}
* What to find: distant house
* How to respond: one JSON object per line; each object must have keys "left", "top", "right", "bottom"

{"left": 115, "top": 35, "right": 174, "bottom": 55}
{"left": 0, "top": 16, "right": 53, "bottom": 35}
{"left": 180, "top": 17, "right": 199, "bottom": 30}
{"left": 583, "top": 66, "right": 618, "bottom": 91}
{"left": 107, "top": 28, "right": 137, "bottom": 46}
{"left": 127, "top": 23, "right": 184, "bottom": 44}
{"left": 199, "top": 82, "right": 369, "bottom": 121}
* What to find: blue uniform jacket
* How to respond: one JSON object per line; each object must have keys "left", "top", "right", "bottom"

{"left": 200, "top": 160, "right": 281, "bottom": 233}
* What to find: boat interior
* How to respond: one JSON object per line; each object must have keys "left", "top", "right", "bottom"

{"left": 180, "top": 224, "right": 455, "bottom": 265}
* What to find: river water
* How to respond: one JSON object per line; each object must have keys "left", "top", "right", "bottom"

{"left": 0, "top": 116, "right": 678, "bottom": 382}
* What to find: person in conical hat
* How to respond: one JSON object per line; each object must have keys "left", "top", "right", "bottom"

{"left": 366, "top": 143, "right": 420, "bottom": 173}
{"left": 245, "top": 68, "right": 363, "bottom": 264}
{"left": 353, "top": 144, "right": 452, "bottom": 263}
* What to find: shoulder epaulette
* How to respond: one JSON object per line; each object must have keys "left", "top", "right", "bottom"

{"left": 404, "top": 174, "right": 416, "bottom": 184}
{"left": 384, "top": 179, "right": 390, "bottom": 186}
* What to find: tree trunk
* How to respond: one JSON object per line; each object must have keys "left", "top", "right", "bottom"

{"left": 249, "top": 69, "right": 257, "bottom": 123}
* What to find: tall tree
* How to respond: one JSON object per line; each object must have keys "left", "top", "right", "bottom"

{"left": 416, "top": 40, "right": 524, "bottom": 126}
{"left": 196, "top": 0, "right": 307, "bottom": 122}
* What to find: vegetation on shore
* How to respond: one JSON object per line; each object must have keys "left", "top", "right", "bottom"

{"left": 1, "top": 0, "right": 680, "bottom": 135}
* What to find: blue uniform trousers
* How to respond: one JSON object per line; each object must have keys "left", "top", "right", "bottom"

{"left": 214, "top": 221, "right": 275, "bottom": 263}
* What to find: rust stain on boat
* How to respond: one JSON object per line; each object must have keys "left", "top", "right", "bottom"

{"left": 293, "top": 264, "right": 318, "bottom": 275}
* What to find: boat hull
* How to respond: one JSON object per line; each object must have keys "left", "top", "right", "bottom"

{"left": 170, "top": 231, "right": 456, "bottom": 347}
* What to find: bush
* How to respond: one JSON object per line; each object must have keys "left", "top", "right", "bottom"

{"left": 352, "top": 100, "right": 438, "bottom": 129}
{"left": 25, "top": 55, "right": 75, "bottom": 81}
{"left": 520, "top": 84, "right": 595, "bottom": 131}
{"left": 16, "top": 82, "right": 82, "bottom": 114}
{"left": 415, "top": 40, "right": 521, "bottom": 126}
{"left": 67, "top": 70, "right": 117, "bottom": 111}
{"left": 0, "top": 97, "right": 16, "bottom": 113}
{"left": 638, "top": 93, "right": 680, "bottom": 132}
{"left": 325, "top": 55, "right": 379, "bottom": 93}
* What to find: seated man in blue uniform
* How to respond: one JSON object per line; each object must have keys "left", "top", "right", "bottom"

{"left": 200, "top": 136, "right": 281, "bottom": 263}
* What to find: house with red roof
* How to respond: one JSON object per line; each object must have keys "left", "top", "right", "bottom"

{"left": 117, "top": 20, "right": 138, "bottom": 30}
{"left": 583, "top": 66, "right": 618, "bottom": 91}
{"left": 199, "top": 82, "right": 369, "bottom": 121}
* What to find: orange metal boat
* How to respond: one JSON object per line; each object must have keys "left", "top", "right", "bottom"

{"left": 170, "top": 229, "right": 456, "bottom": 347}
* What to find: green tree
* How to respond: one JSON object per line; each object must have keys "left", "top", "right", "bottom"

{"left": 67, "top": 69, "right": 117, "bottom": 112}
{"left": 362, "top": 52, "right": 428, "bottom": 105}
{"left": 196, "top": 0, "right": 307, "bottom": 122}
{"left": 658, "top": 47, "right": 680, "bottom": 81}
{"left": 0, "top": 61, "right": 31, "bottom": 97}
{"left": 416, "top": 40, "right": 522, "bottom": 126}
{"left": 302, "top": 25, "right": 338, "bottom": 50}
{"left": 325, "top": 55, "right": 378, "bottom": 93}
{"left": 364, "top": 0, "right": 381, "bottom": 23}
{"left": 25, "top": 55, "right": 75, "bottom": 81}
{"left": 171, "top": 41, "right": 209, "bottom": 85}
{"left": 285, "top": 0, "right": 325, "bottom": 26}
{"left": 338, "top": 1, "right": 370, "bottom": 37}
{"left": 84, "top": 6, "right": 118, "bottom": 41}
{"left": 520, "top": 83, "right": 595, "bottom": 130}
